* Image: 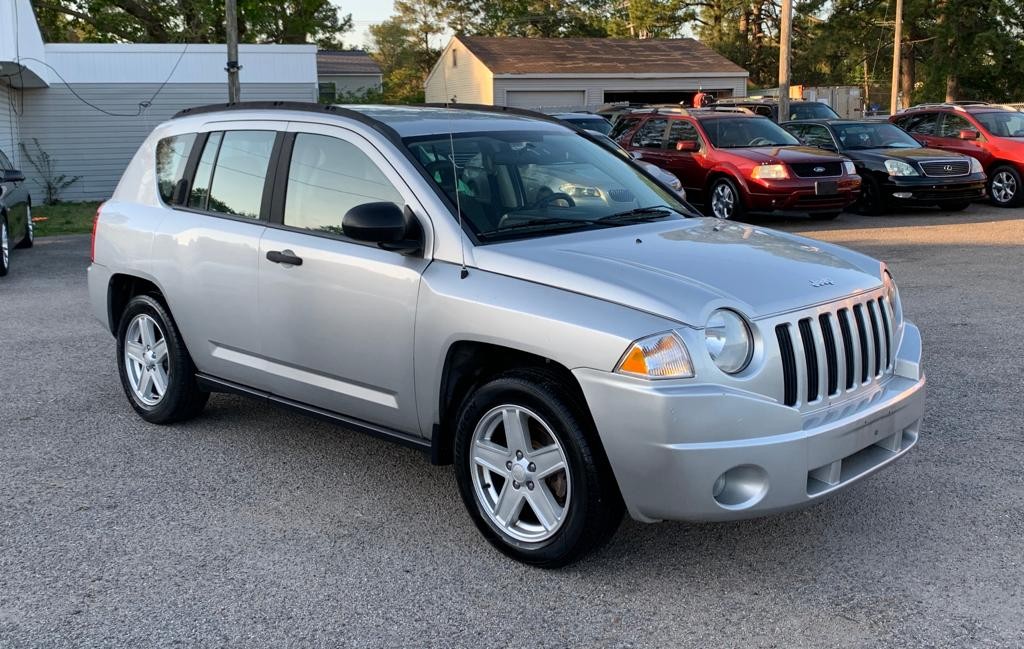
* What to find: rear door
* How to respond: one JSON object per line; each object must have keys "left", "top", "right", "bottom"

{"left": 899, "top": 112, "right": 941, "bottom": 148}
{"left": 0, "top": 148, "right": 28, "bottom": 243}
{"left": 150, "top": 123, "right": 281, "bottom": 390}
{"left": 629, "top": 117, "right": 671, "bottom": 168}
{"left": 256, "top": 123, "right": 430, "bottom": 434}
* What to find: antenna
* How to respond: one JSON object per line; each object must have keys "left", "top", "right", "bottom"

{"left": 441, "top": 48, "right": 469, "bottom": 279}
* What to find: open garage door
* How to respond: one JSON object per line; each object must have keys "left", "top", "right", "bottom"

{"left": 505, "top": 90, "right": 586, "bottom": 111}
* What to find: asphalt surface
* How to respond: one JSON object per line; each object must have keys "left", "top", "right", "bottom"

{"left": 1, "top": 206, "right": 1022, "bottom": 648}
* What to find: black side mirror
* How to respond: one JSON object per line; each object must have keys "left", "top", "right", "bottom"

{"left": 342, "top": 202, "right": 422, "bottom": 254}
{"left": 2, "top": 169, "right": 25, "bottom": 183}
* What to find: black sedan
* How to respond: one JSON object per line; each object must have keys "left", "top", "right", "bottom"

{"left": 0, "top": 147, "right": 34, "bottom": 276}
{"left": 783, "top": 119, "right": 986, "bottom": 214}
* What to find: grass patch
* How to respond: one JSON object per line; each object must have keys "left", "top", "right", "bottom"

{"left": 31, "top": 201, "right": 102, "bottom": 237}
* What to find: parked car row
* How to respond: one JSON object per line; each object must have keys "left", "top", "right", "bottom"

{"left": 0, "top": 146, "right": 34, "bottom": 276}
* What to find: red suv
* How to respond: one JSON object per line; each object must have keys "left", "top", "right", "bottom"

{"left": 612, "top": 109, "right": 861, "bottom": 220}
{"left": 891, "top": 103, "right": 1024, "bottom": 207}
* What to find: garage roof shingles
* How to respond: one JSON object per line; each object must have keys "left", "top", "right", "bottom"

{"left": 457, "top": 37, "right": 747, "bottom": 76}
{"left": 317, "top": 50, "right": 381, "bottom": 75}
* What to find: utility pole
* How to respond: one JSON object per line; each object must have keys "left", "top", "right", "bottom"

{"left": 777, "top": 0, "right": 793, "bottom": 123}
{"left": 225, "top": 0, "right": 241, "bottom": 103}
{"left": 889, "top": 0, "right": 903, "bottom": 114}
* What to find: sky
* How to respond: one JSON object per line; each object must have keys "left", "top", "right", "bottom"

{"left": 335, "top": 0, "right": 394, "bottom": 49}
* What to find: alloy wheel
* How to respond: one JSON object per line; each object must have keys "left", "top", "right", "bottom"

{"left": 26, "top": 204, "right": 33, "bottom": 243}
{"left": 470, "top": 405, "right": 572, "bottom": 543}
{"left": 1, "top": 221, "right": 8, "bottom": 268}
{"left": 124, "top": 314, "right": 170, "bottom": 406}
{"left": 711, "top": 183, "right": 735, "bottom": 219}
{"left": 991, "top": 171, "right": 1017, "bottom": 204}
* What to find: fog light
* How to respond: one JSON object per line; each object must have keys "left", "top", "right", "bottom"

{"left": 712, "top": 465, "right": 769, "bottom": 510}
{"left": 893, "top": 192, "right": 912, "bottom": 199}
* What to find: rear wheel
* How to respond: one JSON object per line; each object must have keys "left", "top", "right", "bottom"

{"left": 708, "top": 177, "right": 744, "bottom": 220}
{"left": 116, "top": 294, "right": 209, "bottom": 424}
{"left": 936, "top": 200, "right": 972, "bottom": 212}
{"left": 454, "top": 369, "right": 624, "bottom": 568}
{"left": 988, "top": 165, "right": 1022, "bottom": 207}
{"left": 17, "top": 202, "right": 33, "bottom": 249}
{"left": 0, "top": 216, "right": 10, "bottom": 277}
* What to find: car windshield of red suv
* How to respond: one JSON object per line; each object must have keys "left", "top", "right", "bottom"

{"left": 702, "top": 118, "right": 801, "bottom": 149}
{"left": 974, "top": 111, "right": 1024, "bottom": 137}
{"left": 833, "top": 123, "right": 920, "bottom": 149}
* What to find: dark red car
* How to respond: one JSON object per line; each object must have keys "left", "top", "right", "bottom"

{"left": 612, "top": 108, "right": 861, "bottom": 220}
{"left": 891, "top": 103, "right": 1024, "bottom": 207}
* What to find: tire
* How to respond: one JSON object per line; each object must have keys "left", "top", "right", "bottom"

{"left": 453, "top": 368, "right": 624, "bottom": 568}
{"left": 0, "top": 215, "right": 10, "bottom": 277}
{"left": 811, "top": 211, "right": 842, "bottom": 221}
{"left": 855, "top": 175, "right": 886, "bottom": 216}
{"left": 988, "top": 165, "right": 1022, "bottom": 207}
{"left": 707, "top": 177, "right": 744, "bottom": 220}
{"left": 16, "top": 202, "right": 33, "bottom": 249}
{"left": 116, "top": 294, "right": 209, "bottom": 424}
{"left": 936, "top": 200, "right": 972, "bottom": 212}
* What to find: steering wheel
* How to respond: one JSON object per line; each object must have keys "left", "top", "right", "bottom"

{"left": 749, "top": 137, "right": 773, "bottom": 146}
{"left": 534, "top": 191, "right": 576, "bottom": 209}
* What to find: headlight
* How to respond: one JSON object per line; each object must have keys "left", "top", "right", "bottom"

{"left": 559, "top": 183, "right": 602, "bottom": 198}
{"left": 883, "top": 270, "right": 903, "bottom": 323}
{"left": 843, "top": 160, "right": 857, "bottom": 175}
{"left": 969, "top": 157, "right": 983, "bottom": 173}
{"left": 884, "top": 160, "right": 919, "bottom": 177}
{"left": 615, "top": 332, "right": 694, "bottom": 379}
{"left": 705, "top": 309, "right": 753, "bottom": 374}
{"left": 669, "top": 176, "right": 683, "bottom": 191}
{"left": 750, "top": 164, "right": 789, "bottom": 180}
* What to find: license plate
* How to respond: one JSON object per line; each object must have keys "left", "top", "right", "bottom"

{"left": 816, "top": 181, "right": 839, "bottom": 195}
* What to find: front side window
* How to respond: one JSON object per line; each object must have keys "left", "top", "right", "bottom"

{"left": 833, "top": 123, "right": 920, "bottom": 149}
{"left": 283, "top": 133, "right": 403, "bottom": 235}
{"left": 797, "top": 124, "right": 836, "bottom": 149}
{"left": 155, "top": 133, "right": 197, "bottom": 204}
{"left": 701, "top": 117, "right": 801, "bottom": 148}
{"left": 632, "top": 118, "right": 669, "bottom": 148}
{"left": 206, "top": 130, "right": 276, "bottom": 218}
{"left": 974, "top": 111, "right": 1024, "bottom": 137}
{"left": 667, "top": 119, "right": 700, "bottom": 147}
{"left": 405, "top": 130, "right": 688, "bottom": 242}
{"left": 938, "top": 114, "right": 978, "bottom": 138}
{"left": 789, "top": 103, "right": 840, "bottom": 120}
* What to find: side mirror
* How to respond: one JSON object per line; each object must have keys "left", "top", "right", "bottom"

{"left": 675, "top": 140, "right": 699, "bottom": 152}
{"left": 631, "top": 151, "right": 643, "bottom": 160}
{"left": 958, "top": 129, "right": 979, "bottom": 140}
{"left": 342, "top": 202, "right": 421, "bottom": 254}
{"left": 2, "top": 168, "right": 25, "bottom": 183}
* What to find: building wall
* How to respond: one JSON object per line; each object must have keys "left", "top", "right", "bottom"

{"left": 318, "top": 74, "right": 382, "bottom": 97}
{"left": 424, "top": 40, "right": 493, "bottom": 104}
{"left": 18, "top": 82, "right": 314, "bottom": 202}
{"left": 491, "top": 75, "right": 748, "bottom": 110}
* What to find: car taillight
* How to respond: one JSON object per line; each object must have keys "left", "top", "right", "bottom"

{"left": 90, "top": 204, "right": 103, "bottom": 263}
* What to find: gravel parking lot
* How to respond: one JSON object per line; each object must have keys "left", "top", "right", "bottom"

{"left": 1, "top": 207, "right": 1022, "bottom": 648}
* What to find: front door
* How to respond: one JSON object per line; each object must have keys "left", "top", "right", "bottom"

{"left": 257, "top": 124, "right": 430, "bottom": 434}
{"left": 0, "top": 148, "right": 28, "bottom": 243}
{"left": 934, "top": 113, "right": 990, "bottom": 167}
{"left": 663, "top": 118, "right": 707, "bottom": 200}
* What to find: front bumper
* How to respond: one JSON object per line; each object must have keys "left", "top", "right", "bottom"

{"left": 575, "top": 321, "right": 925, "bottom": 523}
{"left": 746, "top": 176, "right": 861, "bottom": 215}
{"left": 882, "top": 174, "right": 987, "bottom": 203}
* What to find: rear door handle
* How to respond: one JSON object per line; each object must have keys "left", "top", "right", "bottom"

{"left": 266, "top": 250, "right": 303, "bottom": 266}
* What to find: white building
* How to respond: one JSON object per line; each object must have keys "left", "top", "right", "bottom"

{"left": 0, "top": 0, "right": 316, "bottom": 202}
{"left": 316, "top": 50, "right": 382, "bottom": 101}
{"left": 425, "top": 36, "right": 749, "bottom": 112}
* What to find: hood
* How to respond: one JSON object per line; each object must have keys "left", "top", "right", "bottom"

{"left": 472, "top": 218, "right": 884, "bottom": 326}
{"left": 848, "top": 146, "right": 968, "bottom": 162}
{"left": 724, "top": 145, "right": 847, "bottom": 164}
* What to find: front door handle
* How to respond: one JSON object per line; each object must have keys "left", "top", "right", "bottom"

{"left": 266, "top": 249, "right": 303, "bottom": 266}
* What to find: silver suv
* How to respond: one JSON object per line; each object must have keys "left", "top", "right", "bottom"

{"left": 88, "top": 103, "right": 925, "bottom": 567}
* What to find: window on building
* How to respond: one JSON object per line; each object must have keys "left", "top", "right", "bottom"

{"left": 155, "top": 133, "right": 197, "bottom": 204}
{"left": 283, "top": 133, "right": 403, "bottom": 236}
{"left": 452, "top": 49, "right": 458, "bottom": 67}
{"left": 318, "top": 82, "right": 337, "bottom": 102}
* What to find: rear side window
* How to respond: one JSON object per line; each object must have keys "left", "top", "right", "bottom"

{"left": 155, "top": 133, "right": 196, "bottom": 204}
{"left": 203, "top": 131, "right": 276, "bottom": 218}
{"left": 189, "top": 132, "right": 223, "bottom": 209}
{"left": 903, "top": 113, "right": 939, "bottom": 135}
{"left": 283, "top": 133, "right": 403, "bottom": 235}
{"left": 0, "top": 148, "right": 12, "bottom": 171}
{"left": 632, "top": 118, "right": 669, "bottom": 148}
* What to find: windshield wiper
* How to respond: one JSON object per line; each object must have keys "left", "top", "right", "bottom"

{"left": 596, "top": 206, "right": 674, "bottom": 223}
{"left": 476, "top": 217, "right": 599, "bottom": 240}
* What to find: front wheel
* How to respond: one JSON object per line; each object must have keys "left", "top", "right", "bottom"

{"left": 707, "top": 177, "right": 744, "bottom": 220}
{"left": 988, "top": 165, "right": 1022, "bottom": 207}
{"left": 454, "top": 369, "right": 624, "bottom": 568}
{"left": 0, "top": 216, "right": 10, "bottom": 277}
{"left": 116, "top": 294, "right": 209, "bottom": 424}
{"left": 855, "top": 175, "right": 886, "bottom": 216}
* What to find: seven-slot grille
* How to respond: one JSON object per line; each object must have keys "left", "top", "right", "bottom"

{"left": 775, "top": 295, "right": 895, "bottom": 407}
{"left": 790, "top": 162, "right": 843, "bottom": 178}
{"left": 920, "top": 160, "right": 970, "bottom": 177}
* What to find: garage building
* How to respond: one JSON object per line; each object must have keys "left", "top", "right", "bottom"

{"left": 424, "top": 36, "right": 749, "bottom": 112}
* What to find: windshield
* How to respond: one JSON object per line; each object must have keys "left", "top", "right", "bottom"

{"left": 702, "top": 117, "right": 801, "bottom": 148}
{"left": 405, "top": 130, "right": 688, "bottom": 242}
{"left": 974, "top": 111, "right": 1024, "bottom": 137}
{"left": 563, "top": 116, "right": 613, "bottom": 135}
{"left": 789, "top": 103, "right": 840, "bottom": 120}
{"left": 833, "top": 122, "right": 921, "bottom": 149}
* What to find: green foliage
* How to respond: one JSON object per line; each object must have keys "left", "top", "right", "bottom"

{"left": 30, "top": 201, "right": 103, "bottom": 236}
{"left": 19, "top": 139, "right": 81, "bottom": 205}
